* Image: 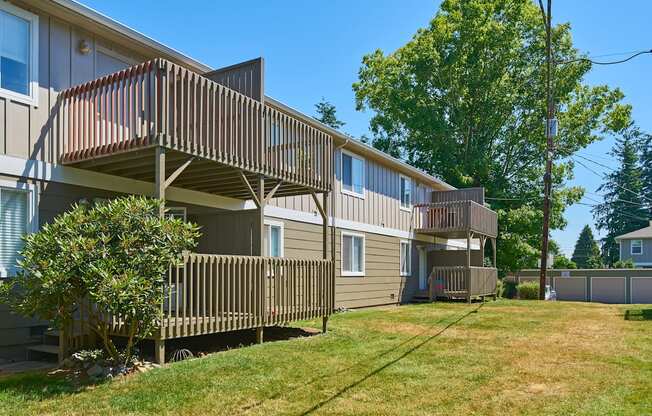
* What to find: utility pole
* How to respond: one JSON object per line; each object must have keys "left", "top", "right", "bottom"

{"left": 539, "top": 0, "right": 554, "bottom": 300}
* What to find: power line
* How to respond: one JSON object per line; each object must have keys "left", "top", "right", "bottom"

{"left": 557, "top": 49, "right": 652, "bottom": 65}
{"left": 571, "top": 156, "right": 652, "bottom": 203}
{"left": 576, "top": 202, "right": 650, "bottom": 223}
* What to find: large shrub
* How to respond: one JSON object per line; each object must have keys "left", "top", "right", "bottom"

{"left": 516, "top": 281, "right": 540, "bottom": 300}
{"left": 0, "top": 196, "right": 200, "bottom": 362}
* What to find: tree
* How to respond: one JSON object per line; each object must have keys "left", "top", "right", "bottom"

{"left": 571, "top": 225, "right": 603, "bottom": 268}
{"left": 353, "top": 0, "right": 630, "bottom": 273}
{"left": 314, "top": 98, "right": 345, "bottom": 129}
{"left": 593, "top": 128, "right": 649, "bottom": 266}
{"left": 0, "top": 197, "right": 200, "bottom": 363}
{"left": 552, "top": 255, "right": 577, "bottom": 269}
{"left": 640, "top": 131, "right": 652, "bottom": 218}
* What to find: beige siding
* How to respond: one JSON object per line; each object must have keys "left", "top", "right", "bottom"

{"left": 270, "top": 148, "right": 434, "bottom": 232}
{"left": 1, "top": 4, "right": 146, "bottom": 164}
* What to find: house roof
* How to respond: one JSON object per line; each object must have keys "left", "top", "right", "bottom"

{"left": 615, "top": 221, "right": 652, "bottom": 240}
{"left": 46, "top": 0, "right": 454, "bottom": 192}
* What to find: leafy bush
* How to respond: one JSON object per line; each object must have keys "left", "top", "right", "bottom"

{"left": 613, "top": 259, "right": 635, "bottom": 269}
{"left": 517, "top": 281, "right": 540, "bottom": 300}
{"left": 552, "top": 255, "right": 577, "bottom": 269}
{"left": 498, "top": 279, "right": 517, "bottom": 299}
{"left": 0, "top": 196, "right": 200, "bottom": 363}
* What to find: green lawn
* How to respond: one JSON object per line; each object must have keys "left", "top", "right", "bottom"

{"left": 1, "top": 300, "right": 652, "bottom": 415}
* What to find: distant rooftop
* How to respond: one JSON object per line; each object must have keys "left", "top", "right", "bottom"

{"left": 615, "top": 221, "right": 652, "bottom": 240}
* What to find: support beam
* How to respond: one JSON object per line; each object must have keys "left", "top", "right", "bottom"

{"left": 322, "top": 316, "right": 329, "bottom": 333}
{"left": 256, "top": 327, "right": 264, "bottom": 344}
{"left": 155, "top": 147, "right": 166, "bottom": 216}
{"left": 263, "top": 180, "right": 283, "bottom": 205}
{"left": 467, "top": 231, "right": 472, "bottom": 304}
{"left": 238, "top": 170, "right": 260, "bottom": 207}
{"left": 154, "top": 339, "right": 165, "bottom": 364}
{"left": 164, "top": 157, "right": 195, "bottom": 188}
{"left": 258, "top": 175, "right": 265, "bottom": 256}
{"left": 492, "top": 237, "right": 497, "bottom": 268}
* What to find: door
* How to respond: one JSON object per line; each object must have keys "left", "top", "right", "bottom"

{"left": 418, "top": 247, "right": 428, "bottom": 291}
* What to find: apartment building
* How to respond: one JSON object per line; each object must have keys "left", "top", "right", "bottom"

{"left": 0, "top": 0, "right": 497, "bottom": 362}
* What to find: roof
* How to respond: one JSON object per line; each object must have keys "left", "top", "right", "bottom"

{"left": 615, "top": 221, "right": 652, "bottom": 240}
{"left": 46, "top": 1, "right": 453, "bottom": 191}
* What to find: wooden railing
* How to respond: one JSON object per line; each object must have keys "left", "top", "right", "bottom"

{"left": 429, "top": 266, "right": 497, "bottom": 301}
{"left": 431, "top": 188, "right": 485, "bottom": 205}
{"left": 59, "top": 58, "right": 332, "bottom": 191}
{"left": 160, "top": 254, "right": 334, "bottom": 339}
{"left": 414, "top": 201, "right": 498, "bottom": 237}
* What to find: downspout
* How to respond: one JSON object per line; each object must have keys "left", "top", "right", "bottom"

{"left": 331, "top": 138, "right": 349, "bottom": 311}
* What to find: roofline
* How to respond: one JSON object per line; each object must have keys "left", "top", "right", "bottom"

{"left": 264, "top": 96, "right": 455, "bottom": 191}
{"left": 50, "top": 0, "right": 213, "bottom": 73}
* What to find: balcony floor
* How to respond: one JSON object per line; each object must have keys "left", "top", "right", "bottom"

{"left": 67, "top": 145, "right": 322, "bottom": 199}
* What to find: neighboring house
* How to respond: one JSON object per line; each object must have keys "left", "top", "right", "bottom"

{"left": 0, "top": 0, "right": 497, "bottom": 362}
{"left": 616, "top": 221, "right": 652, "bottom": 268}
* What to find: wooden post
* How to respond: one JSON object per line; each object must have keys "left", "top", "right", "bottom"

{"left": 58, "top": 328, "right": 66, "bottom": 364}
{"left": 154, "top": 339, "right": 165, "bottom": 364}
{"left": 492, "top": 237, "right": 497, "bottom": 268}
{"left": 155, "top": 146, "right": 166, "bottom": 216}
{"left": 257, "top": 175, "right": 265, "bottom": 338}
{"left": 466, "top": 232, "right": 472, "bottom": 304}
{"left": 322, "top": 316, "right": 328, "bottom": 334}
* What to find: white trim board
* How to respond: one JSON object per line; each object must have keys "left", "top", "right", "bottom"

{"left": 0, "top": 154, "right": 246, "bottom": 211}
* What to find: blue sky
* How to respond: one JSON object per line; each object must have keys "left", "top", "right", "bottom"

{"left": 82, "top": 0, "right": 652, "bottom": 257}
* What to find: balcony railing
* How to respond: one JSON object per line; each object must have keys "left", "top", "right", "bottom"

{"left": 67, "top": 254, "right": 334, "bottom": 347}
{"left": 59, "top": 58, "right": 332, "bottom": 192}
{"left": 428, "top": 266, "right": 497, "bottom": 301}
{"left": 414, "top": 200, "right": 498, "bottom": 237}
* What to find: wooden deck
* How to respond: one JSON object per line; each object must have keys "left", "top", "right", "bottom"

{"left": 414, "top": 200, "right": 498, "bottom": 238}
{"left": 429, "top": 266, "right": 498, "bottom": 302}
{"left": 58, "top": 58, "right": 332, "bottom": 198}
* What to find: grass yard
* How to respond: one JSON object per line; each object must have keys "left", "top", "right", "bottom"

{"left": 1, "top": 300, "right": 652, "bottom": 415}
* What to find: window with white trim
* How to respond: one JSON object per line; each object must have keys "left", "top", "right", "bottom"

{"left": 0, "top": 183, "right": 36, "bottom": 277}
{"left": 400, "top": 240, "right": 411, "bottom": 276}
{"left": 264, "top": 220, "right": 284, "bottom": 257}
{"left": 0, "top": 2, "right": 38, "bottom": 105}
{"left": 341, "top": 151, "right": 364, "bottom": 198}
{"left": 400, "top": 175, "right": 412, "bottom": 210}
{"left": 631, "top": 239, "right": 643, "bottom": 255}
{"left": 342, "top": 232, "right": 364, "bottom": 276}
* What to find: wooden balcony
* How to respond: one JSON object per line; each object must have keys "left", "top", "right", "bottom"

{"left": 414, "top": 200, "right": 498, "bottom": 238}
{"left": 58, "top": 58, "right": 332, "bottom": 198}
{"left": 67, "top": 254, "right": 334, "bottom": 362}
{"left": 428, "top": 266, "right": 497, "bottom": 301}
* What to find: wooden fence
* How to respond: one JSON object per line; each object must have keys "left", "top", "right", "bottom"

{"left": 429, "top": 266, "right": 497, "bottom": 301}
{"left": 414, "top": 201, "right": 498, "bottom": 237}
{"left": 59, "top": 58, "right": 332, "bottom": 191}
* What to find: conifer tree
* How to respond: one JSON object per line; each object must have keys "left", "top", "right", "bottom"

{"left": 593, "top": 128, "right": 649, "bottom": 265}
{"left": 571, "top": 225, "right": 602, "bottom": 268}
{"left": 639, "top": 132, "right": 652, "bottom": 218}
{"left": 314, "top": 98, "right": 345, "bottom": 129}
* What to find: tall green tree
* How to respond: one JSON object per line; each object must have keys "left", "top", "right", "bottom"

{"left": 640, "top": 131, "right": 652, "bottom": 217}
{"left": 314, "top": 98, "right": 345, "bottom": 129}
{"left": 571, "top": 225, "right": 602, "bottom": 268}
{"left": 353, "top": 0, "right": 630, "bottom": 272}
{"left": 593, "top": 128, "right": 649, "bottom": 265}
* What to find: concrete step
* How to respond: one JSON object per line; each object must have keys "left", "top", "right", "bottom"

{"left": 26, "top": 344, "right": 59, "bottom": 355}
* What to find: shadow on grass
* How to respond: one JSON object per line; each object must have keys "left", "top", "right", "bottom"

{"left": 0, "top": 370, "right": 86, "bottom": 402}
{"left": 240, "top": 303, "right": 484, "bottom": 415}
{"left": 624, "top": 309, "right": 652, "bottom": 321}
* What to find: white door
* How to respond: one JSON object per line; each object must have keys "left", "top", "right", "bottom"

{"left": 418, "top": 248, "right": 428, "bottom": 291}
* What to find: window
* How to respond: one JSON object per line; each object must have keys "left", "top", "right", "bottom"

{"left": 400, "top": 240, "right": 411, "bottom": 276}
{"left": 400, "top": 175, "right": 412, "bottom": 210}
{"left": 264, "top": 220, "right": 284, "bottom": 257}
{"left": 341, "top": 151, "right": 364, "bottom": 198}
{"left": 0, "top": 183, "right": 36, "bottom": 277}
{"left": 631, "top": 240, "right": 643, "bottom": 255}
{"left": 342, "top": 232, "right": 364, "bottom": 276}
{"left": 0, "top": 3, "right": 38, "bottom": 105}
